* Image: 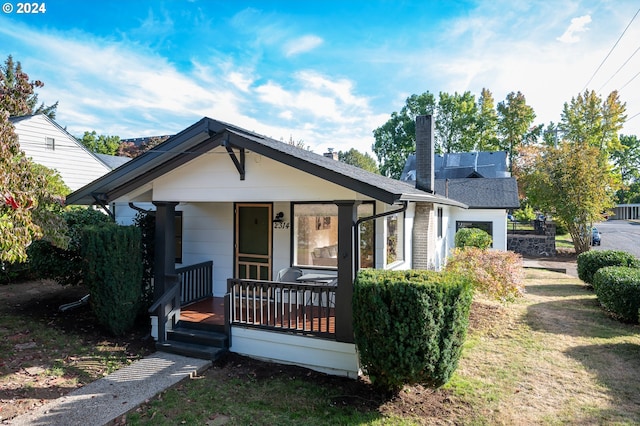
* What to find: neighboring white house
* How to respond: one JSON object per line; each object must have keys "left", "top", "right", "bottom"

{"left": 66, "top": 115, "right": 500, "bottom": 377}
{"left": 10, "top": 114, "right": 112, "bottom": 191}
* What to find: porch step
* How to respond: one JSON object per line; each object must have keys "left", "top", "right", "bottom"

{"left": 157, "top": 324, "right": 229, "bottom": 361}
{"left": 156, "top": 340, "right": 227, "bottom": 361}
{"left": 167, "top": 326, "right": 228, "bottom": 348}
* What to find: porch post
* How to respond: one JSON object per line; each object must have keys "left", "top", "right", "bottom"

{"left": 335, "top": 200, "right": 360, "bottom": 343}
{"left": 153, "top": 201, "right": 179, "bottom": 300}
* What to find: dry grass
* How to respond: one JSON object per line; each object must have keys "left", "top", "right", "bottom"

{"left": 449, "top": 269, "right": 640, "bottom": 425}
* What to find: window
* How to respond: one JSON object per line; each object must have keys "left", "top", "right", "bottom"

{"left": 437, "top": 207, "right": 443, "bottom": 238}
{"left": 455, "top": 221, "right": 493, "bottom": 246}
{"left": 45, "top": 137, "right": 55, "bottom": 150}
{"left": 292, "top": 202, "right": 374, "bottom": 269}
{"left": 386, "top": 212, "right": 404, "bottom": 265}
{"left": 175, "top": 211, "right": 183, "bottom": 264}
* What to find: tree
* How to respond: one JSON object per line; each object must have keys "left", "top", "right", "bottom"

{"left": 79, "top": 131, "right": 121, "bottom": 155}
{"left": 525, "top": 142, "right": 620, "bottom": 254}
{"left": 373, "top": 92, "right": 437, "bottom": 178}
{"left": 0, "top": 61, "right": 67, "bottom": 263}
{"left": 0, "top": 55, "right": 58, "bottom": 118}
{"left": 476, "top": 88, "right": 499, "bottom": 151}
{"left": 435, "top": 91, "right": 478, "bottom": 153}
{"left": 497, "top": 91, "right": 537, "bottom": 172}
{"left": 559, "top": 90, "right": 626, "bottom": 155}
{"left": 338, "top": 148, "right": 379, "bottom": 173}
{"left": 612, "top": 134, "right": 640, "bottom": 203}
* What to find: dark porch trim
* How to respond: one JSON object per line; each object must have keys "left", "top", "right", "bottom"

{"left": 334, "top": 200, "right": 360, "bottom": 343}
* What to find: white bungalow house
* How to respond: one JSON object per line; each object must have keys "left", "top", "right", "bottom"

{"left": 66, "top": 115, "right": 470, "bottom": 377}
{"left": 10, "top": 114, "right": 113, "bottom": 191}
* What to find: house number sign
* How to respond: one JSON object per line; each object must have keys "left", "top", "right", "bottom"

{"left": 273, "top": 222, "right": 290, "bottom": 229}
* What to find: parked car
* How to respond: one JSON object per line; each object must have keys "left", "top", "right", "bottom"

{"left": 592, "top": 227, "right": 601, "bottom": 246}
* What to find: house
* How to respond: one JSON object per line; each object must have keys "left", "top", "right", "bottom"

{"left": 400, "top": 150, "right": 520, "bottom": 253}
{"left": 10, "top": 114, "right": 112, "bottom": 191}
{"left": 66, "top": 115, "right": 469, "bottom": 377}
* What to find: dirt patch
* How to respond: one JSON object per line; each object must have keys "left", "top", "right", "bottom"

{"left": 0, "top": 280, "right": 155, "bottom": 422}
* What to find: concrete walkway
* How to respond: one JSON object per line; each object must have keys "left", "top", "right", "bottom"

{"left": 8, "top": 352, "right": 211, "bottom": 426}
{"left": 522, "top": 257, "right": 578, "bottom": 278}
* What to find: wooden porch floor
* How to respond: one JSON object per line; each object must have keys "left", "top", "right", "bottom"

{"left": 179, "top": 296, "right": 336, "bottom": 335}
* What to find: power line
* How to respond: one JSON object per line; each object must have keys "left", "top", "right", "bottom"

{"left": 627, "top": 111, "right": 640, "bottom": 122}
{"left": 597, "top": 44, "right": 640, "bottom": 92}
{"left": 618, "top": 69, "right": 640, "bottom": 91}
{"left": 582, "top": 7, "right": 640, "bottom": 92}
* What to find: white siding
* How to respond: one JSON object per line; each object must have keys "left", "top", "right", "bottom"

{"left": 448, "top": 209, "right": 508, "bottom": 251}
{"left": 153, "top": 146, "right": 369, "bottom": 202}
{"left": 13, "top": 115, "right": 111, "bottom": 191}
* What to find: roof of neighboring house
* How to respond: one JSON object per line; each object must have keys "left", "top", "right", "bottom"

{"left": 401, "top": 151, "right": 519, "bottom": 209}
{"left": 95, "top": 153, "right": 132, "bottom": 169}
{"left": 401, "top": 151, "right": 511, "bottom": 181}
{"left": 66, "top": 117, "right": 468, "bottom": 208}
{"left": 434, "top": 178, "right": 520, "bottom": 209}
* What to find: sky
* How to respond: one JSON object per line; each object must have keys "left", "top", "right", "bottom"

{"left": 1, "top": 0, "right": 639, "bottom": 156}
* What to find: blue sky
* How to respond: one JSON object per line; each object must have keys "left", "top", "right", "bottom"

{"left": 1, "top": 0, "right": 639, "bottom": 155}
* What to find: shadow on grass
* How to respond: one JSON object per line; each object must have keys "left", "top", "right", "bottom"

{"left": 525, "top": 296, "right": 640, "bottom": 339}
{"left": 565, "top": 343, "right": 640, "bottom": 423}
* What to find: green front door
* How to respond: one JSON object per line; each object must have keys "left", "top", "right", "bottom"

{"left": 235, "top": 203, "right": 272, "bottom": 280}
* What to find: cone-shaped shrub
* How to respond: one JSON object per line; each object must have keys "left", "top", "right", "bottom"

{"left": 353, "top": 269, "right": 473, "bottom": 393}
{"left": 81, "top": 224, "right": 142, "bottom": 335}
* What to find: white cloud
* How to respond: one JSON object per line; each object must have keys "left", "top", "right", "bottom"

{"left": 557, "top": 15, "right": 592, "bottom": 43}
{"left": 284, "top": 35, "right": 323, "bottom": 57}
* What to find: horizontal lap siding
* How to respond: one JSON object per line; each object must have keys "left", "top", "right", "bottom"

{"left": 14, "top": 116, "right": 110, "bottom": 190}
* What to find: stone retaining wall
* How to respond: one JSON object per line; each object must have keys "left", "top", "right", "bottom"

{"left": 507, "top": 223, "right": 556, "bottom": 257}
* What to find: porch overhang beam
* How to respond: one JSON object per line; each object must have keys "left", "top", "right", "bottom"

{"left": 91, "top": 193, "right": 115, "bottom": 220}
{"left": 223, "top": 137, "right": 246, "bottom": 180}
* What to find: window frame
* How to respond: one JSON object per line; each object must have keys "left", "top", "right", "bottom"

{"left": 45, "top": 137, "right": 55, "bottom": 150}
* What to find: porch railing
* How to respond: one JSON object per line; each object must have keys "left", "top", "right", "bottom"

{"left": 176, "top": 261, "right": 213, "bottom": 306}
{"left": 227, "top": 278, "right": 336, "bottom": 338}
{"left": 148, "top": 274, "right": 181, "bottom": 344}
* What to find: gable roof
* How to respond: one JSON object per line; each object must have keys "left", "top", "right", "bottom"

{"left": 66, "top": 117, "right": 467, "bottom": 208}
{"left": 95, "top": 153, "right": 132, "bottom": 169}
{"left": 434, "top": 178, "right": 520, "bottom": 209}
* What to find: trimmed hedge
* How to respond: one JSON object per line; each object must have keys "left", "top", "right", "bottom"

{"left": 593, "top": 266, "right": 640, "bottom": 323}
{"left": 353, "top": 269, "right": 473, "bottom": 393}
{"left": 577, "top": 250, "right": 640, "bottom": 285}
{"left": 81, "top": 224, "right": 143, "bottom": 335}
{"left": 454, "top": 228, "right": 492, "bottom": 249}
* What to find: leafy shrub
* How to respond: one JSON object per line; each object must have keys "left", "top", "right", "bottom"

{"left": 514, "top": 204, "right": 536, "bottom": 222}
{"left": 554, "top": 220, "right": 568, "bottom": 235}
{"left": 81, "top": 224, "right": 143, "bottom": 335}
{"left": 577, "top": 250, "right": 640, "bottom": 285}
{"left": 593, "top": 266, "right": 640, "bottom": 322}
{"left": 28, "top": 208, "right": 112, "bottom": 285}
{"left": 454, "top": 228, "right": 492, "bottom": 249}
{"left": 353, "top": 269, "right": 473, "bottom": 393}
{"left": 445, "top": 247, "right": 524, "bottom": 302}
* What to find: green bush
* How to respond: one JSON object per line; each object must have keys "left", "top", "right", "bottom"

{"left": 352, "top": 269, "right": 473, "bottom": 393}
{"left": 593, "top": 266, "right": 640, "bottom": 322}
{"left": 514, "top": 204, "right": 536, "bottom": 222}
{"left": 577, "top": 250, "right": 640, "bottom": 285}
{"left": 28, "top": 208, "right": 113, "bottom": 285}
{"left": 454, "top": 228, "right": 492, "bottom": 249}
{"left": 554, "top": 220, "right": 568, "bottom": 236}
{"left": 445, "top": 247, "right": 524, "bottom": 302}
{"left": 81, "top": 224, "right": 143, "bottom": 335}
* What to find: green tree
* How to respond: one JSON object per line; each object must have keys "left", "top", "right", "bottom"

{"left": 0, "top": 60, "right": 68, "bottom": 262}
{"left": 80, "top": 131, "right": 121, "bottom": 155}
{"left": 497, "top": 91, "right": 537, "bottom": 172}
{"left": 1, "top": 55, "right": 58, "bottom": 118}
{"left": 525, "top": 142, "right": 619, "bottom": 254}
{"left": 612, "top": 134, "right": 640, "bottom": 203}
{"left": 338, "top": 148, "right": 379, "bottom": 173}
{"left": 435, "top": 91, "right": 478, "bottom": 153}
{"left": 559, "top": 90, "right": 626, "bottom": 155}
{"left": 373, "top": 92, "right": 437, "bottom": 178}
{"left": 476, "top": 88, "right": 499, "bottom": 151}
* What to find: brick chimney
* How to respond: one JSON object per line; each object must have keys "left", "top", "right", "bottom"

{"left": 323, "top": 149, "right": 338, "bottom": 160}
{"left": 415, "top": 115, "right": 434, "bottom": 193}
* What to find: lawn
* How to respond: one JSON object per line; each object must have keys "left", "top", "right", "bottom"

{"left": 4, "top": 268, "right": 640, "bottom": 425}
